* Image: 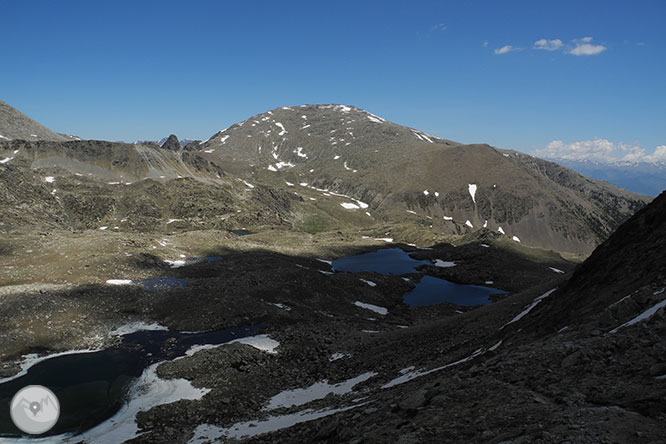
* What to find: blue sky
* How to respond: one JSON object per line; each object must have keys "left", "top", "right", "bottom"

{"left": 1, "top": 0, "right": 664, "bottom": 162}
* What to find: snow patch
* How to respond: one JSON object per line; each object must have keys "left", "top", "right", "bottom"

{"left": 275, "top": 122, "right": 287, "bottom": 136}
{"left": 433, "top": 259, "right": 456, "bottom": 268}
{"left": 549, "top": 267, "right": 565, "bottom": 274}
{"left": 106, "top": 279, "right": 135, "bottom": 286}
{"left": 354, "top": 301, "right": 387, "bottom": 315}
{"left": 45, "top": 176, "right": 56, "bottom": 183}
{"left": 512, "top": 236, "right": 521, "bottom": 242}
{"left": 465, "top": 220, "right": 473, "bottom": 228}
{"left": 264, "top": 372, "right": 376, "bottom": 410}
{"left": 498, "top": 227, "right": 505, "bottom": 235}
{"left": 110, "top": 321, "right": 168, "bottom": 336}
{"left": 468, "top": 184, "right": 477, "bottom": 203}
{"left": 189, "top": 404, "right": 364, "bottom": 442}
{"left": 359, "top": 279, "right": 377, "bottom": 287}
{"left": 502, "top": 289, "right": 557, "bottom": 328}
{"left": 341, "top": 202, "right": 360, "bottom": 209}
{"left": 610, "top": 295, "right": 666, "bottom": 334}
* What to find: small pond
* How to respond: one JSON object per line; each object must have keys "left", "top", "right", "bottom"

{"left": 0, "top": 323, "right": 265, "bottom": 438}
{"left": 332, "top": 248, "right": 431, "bottom": 275}
{"left": 332, "top": 248, "right": 506, "bottom": 307}
{"left": 404, "top": 276, "right": 506, "bottom": 307}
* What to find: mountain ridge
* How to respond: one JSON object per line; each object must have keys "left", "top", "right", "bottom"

{"left": 192, "top": 103, "right": 650, "bottom": 254}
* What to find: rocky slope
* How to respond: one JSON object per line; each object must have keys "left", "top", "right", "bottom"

{"left": 195, "top": 104, "right": 650, "bottom": 254}
{"left": 118, "top": 185, "right": 666, "bottom": 444}
{"left": 0, "top": 99, "right": 76, "bottom": 142}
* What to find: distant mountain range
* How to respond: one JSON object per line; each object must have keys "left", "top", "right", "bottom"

{"left": 195, "top": 104, "right": 649, "bottom": 254}
{"left": 0, "top": 100, "right": 651, "bottom": 255}
{"left": 544, "top": 158, "right": 666, "bottom": 196}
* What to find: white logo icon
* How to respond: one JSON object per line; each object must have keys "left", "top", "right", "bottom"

{"left": 10, "top": 385, "right": 60, "bottom": 434}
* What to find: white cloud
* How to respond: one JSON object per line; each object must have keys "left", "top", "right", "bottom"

{"left": 494, "top": 45, "right": 520, "bottom": 55}
{"left": 535, "top": 139, "right": 666, "bottom": 164}
{"left": 568, "top": 37, "right": 607, "bottom": 56}
{"left": 534, "top": 39, "right": 563, "bottom": 51}
{"left": 431, "top": 23, "right": 447, "bottom": 32}
{"left": 483, "top": 41, "right": 488, "bottom": 47}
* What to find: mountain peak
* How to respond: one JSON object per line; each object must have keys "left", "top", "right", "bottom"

{"left": 161, "top": 134, "right": 181, "bottom": 150}
{"left": 0, "top": 99, "right": 74, "bottom": 142}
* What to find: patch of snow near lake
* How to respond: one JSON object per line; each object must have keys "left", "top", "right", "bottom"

{"left": 264, "top": 372, "right": 377, "bottom": 410}
{"left": 485, "top": 281, "right": 494, "bottom": 285}
{"left": 468, "top": 184, "right": 477, "bottom": 203}
{"left": 488, "top": 340, "right": 502, "bottom": 351}
{"left": 164, "top": 259, "right": 186, "bottom": 268}
{"left": 285, "top": 181, "right": 294, "bottom": 186}
{"left": 267, "top": 165, "right": 278, "bottom": 171}
{"left": 502, "top": 288, "right": 557, "bottom": 328}
{"left": 68, "top": 362, "right": 210, "bottom": 444}
{"left": 443, "top": 216, "right": 453, "bottom": 220}
{"left": 465, "top": 220, "right": 473, "bottom": 228}
{"left": 319, "top": 270, "right": 334, "bottom": 276}
{"left": 483, "top": 220, "right": 488, "bottom": 228}
{"left": 498, "top": 227, "right": 505, "bottom": 235}
{"left": 185, "top": 334, "right": 280, "bottom": 357}
{"left": 334, "top": 155, "right": 341, "bottom": 160}
{"left": 512, "top": 236, "right": 521, "bottom": 242}
{"left": 374, "top": 238, "right": 393, "bottom": 243}
{"left": 241, "top": 180, "right": 255, "bottom": 188}
{"left": 0, "top": 156, "right": 14, "bottom": 163}
{"left": 317, "top": 259, "right": 333, "bottom": 265}
{"left": 99, "top": 226, "right": 108, "bottom": 230}
{"left": 354, "top": 301, "right": 387, "bottom": 315}
{"left": 480, "top": 244, "right": 490, "bottom": 248}
{"left": 362, "top": 330, "right": 379, "bottom": 333}
{"left": 549, "top": 267, "right": 565, "bottom": 273}
{"left": 433, "top": 259, "right": 456, "bottom": 268}
{"left": 203, "top": 149, "right": 215, "bottom": 153}
{"left": 230, "top": 334, "right": 280, "bottom": 354}
{"left": 329, "top": 352, "right": 347, "bottom": 361}
{"left": 110, "top": 321, "right": 168, "bottom": 336}
{"left": 359, "top": 278, "right": 377, "bottom": 287}
{"left": 106, "top": 279, "right": 134, "bottom": 286}
{"left": 189, "top": 404, "right": 364, "bottom": 443}
{"left": 423, "top": 190, "right": 429, "bottom": 196}
{"left": 275, "top": 161, "right": 295, "bottom": 169}
{"left": 0, "top": 134, "right": 10, "bottom": 140}
{"left": 341, "top": 202, "right": 360, "bottom": 209}
{"left": 610, "top": 294, "right": 666, "bottom": 334}
{"left": 45, "top": 176, "right": 56, "bottom": 183}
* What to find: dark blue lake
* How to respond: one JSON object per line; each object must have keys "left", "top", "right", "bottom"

{"left": 0, "top": 323, "right": 264, "bottom": 438}
{"left": 404, "top": 276, "right": 506, "bottom": 307}
{"left": 332, "top": 248, "right": 431, "bottom": 275}
{"left": 332, "top": 248, "right": 506, "bottom": 307}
